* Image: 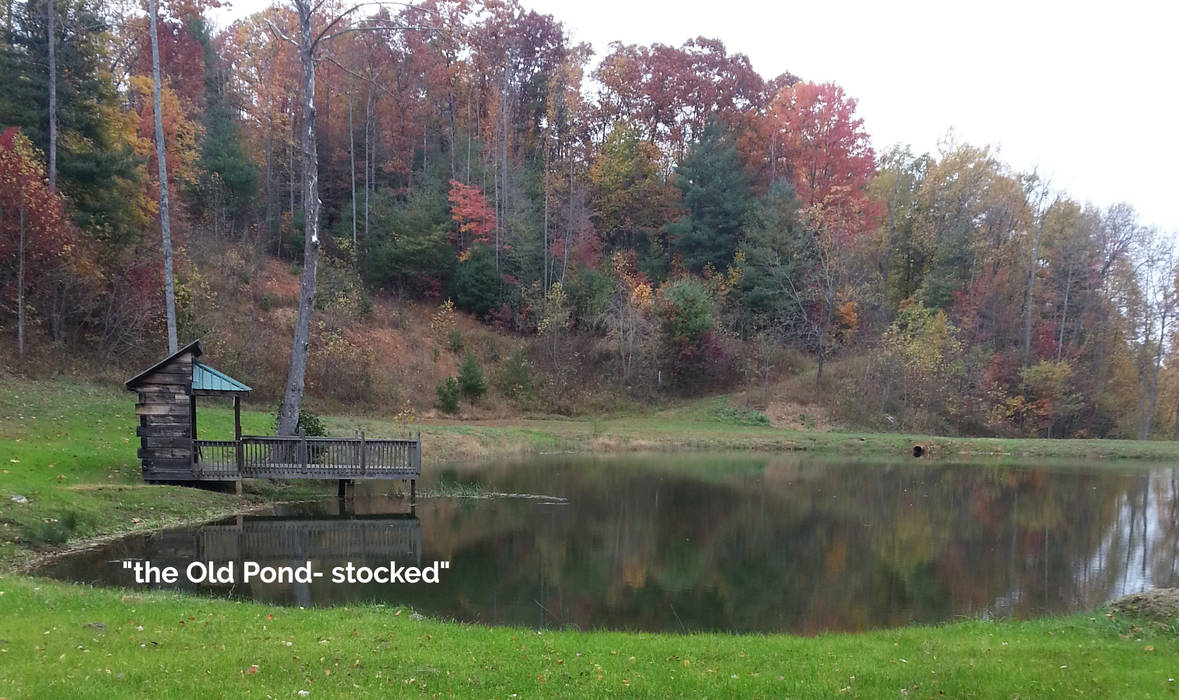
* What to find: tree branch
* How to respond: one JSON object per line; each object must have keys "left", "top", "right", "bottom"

{"left": 313, "top": 1, "right": 436, "bottom": 47}
{"left": 263, "top": 16, "right": 297, "bottom": 47}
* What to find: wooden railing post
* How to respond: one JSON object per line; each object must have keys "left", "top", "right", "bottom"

{"left": 234, "top": 396, "right": 243, "bottom": 478}
{"left": 298, "top": 428, "right": 307, "bottom": 470}
{"left": 359, "top": 430, "right": 366, "bottom": 476}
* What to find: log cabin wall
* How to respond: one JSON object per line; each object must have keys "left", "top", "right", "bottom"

{"left": 133, "top": 350, "right": 196, "bottom": 481}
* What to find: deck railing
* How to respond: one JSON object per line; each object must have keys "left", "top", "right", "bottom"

{"left": 193, "top": 433, "right": 420, "bottom": 480}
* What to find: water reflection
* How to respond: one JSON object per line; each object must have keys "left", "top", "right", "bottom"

{"left": 35, "top": 455, "right": 1179, "bottom": 634}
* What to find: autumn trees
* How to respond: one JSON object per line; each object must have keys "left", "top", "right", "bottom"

{"left": 0, "top": 128, "right": 68, "bottom": 354}
{"left": 3, "top": 0, "right": 1179, "bottom": 440}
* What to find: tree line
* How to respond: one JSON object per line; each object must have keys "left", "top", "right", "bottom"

{"left": 1, "top": 0, "right": 1175, "bottom": 439}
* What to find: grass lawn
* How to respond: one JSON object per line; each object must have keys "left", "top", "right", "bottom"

{"left": 0, "top": 376, "right": 312, "bottom": 564}
{"left": 3, "top": 375, "right": 1179, "bottom": 696}
{"left": 1, "top": 576, "right": 1176, "bottom": 698}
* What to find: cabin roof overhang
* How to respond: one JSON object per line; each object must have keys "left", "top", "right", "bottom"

{"left": 125, "top": 339, "right": 252, "bottom": 396}
{"left": 125, "top": 339, "right": 203, "bottom": 390}
{"left": 193, "top": 361, "right": 252, "bottom": 395}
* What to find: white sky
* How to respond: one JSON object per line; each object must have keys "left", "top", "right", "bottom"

{"left": 213, "top": 0, "right": 1179, "bottom": 232}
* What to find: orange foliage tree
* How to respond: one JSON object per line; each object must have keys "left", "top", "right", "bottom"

{"left": 0, "top": 128, "right": 71, "bottom": 352}
{"left": 448, "top": 179, "right": 496, "bottom": 252}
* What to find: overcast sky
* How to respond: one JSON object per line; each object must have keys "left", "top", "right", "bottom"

{"left": 213, "top": 0, "right": 1178, "bottom": 232}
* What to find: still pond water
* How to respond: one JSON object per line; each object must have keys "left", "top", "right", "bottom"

{"left": 37, "top": 454, "right": 1179, "bottom": 635}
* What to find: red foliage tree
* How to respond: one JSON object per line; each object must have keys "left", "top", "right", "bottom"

{"left": 133, "top": 17, "right": 207, "bottom": 111}
{"left": 0, "top": 128, "right": 71, "bottom": 349}
{"left": 593, "top": 37, "right": 765, "bottom": 163}
{"left": 768, "top": 82, "right": 879, "bottom": 238}
{"left": 448, "top": 179, "right": 496, "bottom": 251}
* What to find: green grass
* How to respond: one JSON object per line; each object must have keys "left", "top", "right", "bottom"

{"left": 4, "top": 375, "right": 1179, "bottom": 695}
{"left": 0, "top": 576, "right": 1176, "bottom": 698}
{"left": 0, "top": 377, "right": 316, "bottom": 564}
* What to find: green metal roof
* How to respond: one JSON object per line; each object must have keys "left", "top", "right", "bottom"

{"left": 192, "top": 361, "right": 252, "bottom": 393}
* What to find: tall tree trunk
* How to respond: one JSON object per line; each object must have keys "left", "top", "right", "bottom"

{"left": 46, "top": 0, "right": 55, "bottom": 191}
{"left": 1057, "top": 261, "right": 1074, "bottom": 362}
{"left": 1023, "top": 201, "right": 1050, "bottom": 367}
{"left": 364, "top": 84, "right": 371, "bottom": 239}
{"left": 285, "top": 109, "right": 294, "bottom": 255}
{"left": 543, "top": 131, "right": 549, "bottom": 290}
{"left": 149, "top": 0, "right": 178, "bottom": 353}
{"left": 264, "top": 115, "right": 273, "bottom": 240}
{"left": 465, "top": 88, "right": 471, "bottom": 182}
{"left": 277, "top": 0, "right": 322, "bottom": 436}
{"left": 1143, "top": 306, "right": 1169, "bottom": 440}
{"left": 348, "top": 93, "right": 356, "bottom": 247}
{"left": 562, "top": 155, "right": 571, "bottom": 283}
{"left": 17, "top": 193, "right": 25, "bottom": 355}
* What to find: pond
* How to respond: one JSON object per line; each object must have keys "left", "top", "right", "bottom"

{"left": 35, "top": 453, "right": 1179, "bottom": 635}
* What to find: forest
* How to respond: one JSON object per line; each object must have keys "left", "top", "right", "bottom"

{"left": 1, "top": 0, "right": 1177, "bottom": 440}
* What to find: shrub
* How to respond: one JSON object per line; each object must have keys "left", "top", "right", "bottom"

{"left": 457, "top": 351, "right": 487, "bottom": 403}
{"left": 712, "top": 405, "right": 771, "bottom": 426}
{"left": 448, "top": 329, "right": 464, "bottom": 353}
{"left": 259, "top": 291, "right": 278, "bottom": 311}
{"left": 435, "top": 376, "right": 460, "bottom": 413}
{"left": 451, "top": 245, "right": 499, "bottom": 316}
{"left": 658, "top": 277, "right": 714, "bottom": 345}
{"left": 272, "top": 402, "right": 328, "bottom": 436}
{"left": 495, "top": 350, "right": 533, "bottom": 401}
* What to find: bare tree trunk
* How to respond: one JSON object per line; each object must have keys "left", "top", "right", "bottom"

{"left": 348, "top": 93, "right": 356, "bottom": 247}
{"left": 562, "top": 156, "right": 571, "bottom": 283}
{"left": 1057, "top": 261, "right": 1074, "bottom": 362}
{"left": 543, "top": 130, "right": 549, "bottom": 289}
{"left": 17, "top": 194, "right": 25, "bottom": 355}
{"left": 1143, "top": 306, "right": 1169, "bottom": 440}
{"left": 364, "top": 85, "right": 371, "bottom": 239}
{"left": 284, "top": 109, "right": 294, "bottom": 256}
{"left": 465, "top": 87, "right": 471, "bottom": 181}
{"left": 46, "top": 0, "right": 55, "bottom": 191}
{"left": 264, "top": 115, "right": 273, "bottom": 240}
{"left": 288, "top": 106, "right": 296, "bottom": 213}
{"left": 149, "top": 0, "right": 178, "bottom": 353}
{"left": 277, "top": 0, "right": 322, "bottom": 436}
{"left": 1023, "top": 198, "right": 1051, "bottom": 367}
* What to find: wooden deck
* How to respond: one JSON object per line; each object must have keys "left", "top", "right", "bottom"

{"left": 192, "top": 434, "right": 421, "bottom": 481}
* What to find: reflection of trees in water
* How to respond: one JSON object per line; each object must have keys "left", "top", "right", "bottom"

{"left": 39, "top": 457, "right": 1179, "bottom": 634}
{"left": 412, "top": 457, "right": 1177, "bottom": 634}
{"left": 1080, "top": 470, "right": 1179, "bottom": 605}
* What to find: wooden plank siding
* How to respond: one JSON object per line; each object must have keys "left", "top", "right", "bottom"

{"left": 134, "top": 350, "right": 196, "bottom": 482}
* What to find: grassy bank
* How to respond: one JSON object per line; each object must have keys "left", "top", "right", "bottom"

{"left": 4, "top": 375, "right": 1179, "bottom": 696}
{"left": 0, "top": 576, "right": 1175, "bottom": 698}
{"left": 4, "top": 374, "right": 1179, "bottom": 564}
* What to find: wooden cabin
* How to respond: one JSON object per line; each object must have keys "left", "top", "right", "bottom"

{"left": 126, "top": 340, "right": 421, "bottom": 490}
{"left": 125, "top": 340, "right": 246, "bottom": 482}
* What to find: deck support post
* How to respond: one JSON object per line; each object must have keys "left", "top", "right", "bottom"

{"left": 233, "top": 395, "right": 243, "bottom": 477}
{"left": 337, "top": 479, "right": 346, "bottom": 498}
{"left": 410, "top": 479, "right": 416, "bottom": 503}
